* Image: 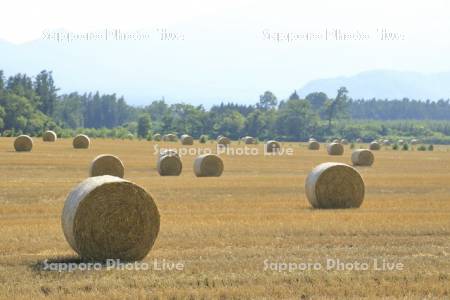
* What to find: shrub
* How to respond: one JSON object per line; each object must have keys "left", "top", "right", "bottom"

{"left": 402, "top": 143, "right": 409, "bottom": 151}
{"left": 428, "top": 144, "right": 434, "bottom": 151}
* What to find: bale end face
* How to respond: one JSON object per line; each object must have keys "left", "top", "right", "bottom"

{"left": 308, "top": 141, "right": 320, "bottom": 150}
{"left": 194, "top": 154, "right": 224, "bottom": 177}
{"left": 61, "top": 175, "right": 160, "bottom": 261}
{"left": 14, "top": 135, "right": 33, "bottom": 152}
{"left": 369, "top": 142, "right": 381, "bottom": 151}
{"left": 305, "top": 162, "right": 365, "bottom": 209}
{"left": 43, "top": 130, "right": 57, "bottom": 142}
{"left": 265, "top": 140, "right": 281, "bottom": 153}
{"left": 351, "top": 149, "right": 375, "bottom": 166}
{"left": 327, "top": 143, "right": 344, "bottom": 155}
{"left": 157, "top": 155, "right": 182, "bottom": 176}
{"left": 73, "top": 134, "right": 90, "bottom": 149}
{"left": 89, "top": 154, "right": 125, "bottom": 178}
{"left": 217, "top": 136, "right": 231, "bottom": 146}
{"left": 181, "top": 135, "right": 194, "bottom": 145}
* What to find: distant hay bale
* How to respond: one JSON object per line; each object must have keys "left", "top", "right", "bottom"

{"left": 340, "top": 139, "right": 348, "bottom": 145}
{"left": 217, "top": 136, "right": 231, "bottom": 147}
{"left": 180, "top": 134, "right": 194, "bottom": 145}
{"left": 73, "top": 134, "right": 90, "bottom": 149}
{"left": 308, "top": 140, "right": 320, "bottom": 150}
{"left": 383, "top": 139, "right": 391, "bottom": 146}
{"left": 356, "top": 138, "right": 363, "bottom": 143}
{"left": 265, "top": 140, "right": 281, "bottom": 153}
{"left": 61, "top": 175, "right": 160, "bottom": 261}
{"left": 242, "top": 136, "right": 256, "bottom": 144}
{"left": 309, "top": 137, "right": 317, "bottom": 142}
{"left": 157, "top": 153, "right": 182, "bottom": 176}
{"left": 43, "top": 130, "right": 57, "bottom": 142}
{"left": 351, "top": 149, "right": 375, "bottom": 166}
{"left": 305, "top": 162, "right": 365, "bottom": 209}
{"left": 327, "top": 142, "right": 344, "bottom": 155}
{"left": 398, "top": 139, "right": 404, "bottom": 145}
{"left": 14, "top": 135, "right": 33, "bottom": 152}
{"left": 332, "top": 139, "right": 340, "bottom": 143}
{"left": 411, "top": 139, "right": 419, "bottom": 145}
{"left": 193, "top": 154, "right": 224, "bottom": 177}
{"left": 89, "top": 154, "right": 125, "bottom": 178}
{"left": 369, "top": 141, "right": 381, "bottom": 151}
{"left": 153, "top": 133, "right": 161, "bottom": 141}
{"left": 126, "top": 133, "right": 134, "bottom": 140}
{"left": 164, "top": 133, "right": 177, "bottom": 142}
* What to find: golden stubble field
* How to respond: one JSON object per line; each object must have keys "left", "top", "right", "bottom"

{"left": 0, "top": 138, "right": 449, "bottom": 299}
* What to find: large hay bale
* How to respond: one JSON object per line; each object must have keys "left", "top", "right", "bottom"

{"left": 351, "top": 149, "right": 375, "bottom": 166}
{"left": 327, "top": 142, "right": 344, "bottom": 155}
{"left": 242, "top": 136, "right": 256, "bottom": 144}
{"left": 89, "top": 154, "right": 125, "bottom": 178}
{"left": 14, "top": 135, "right": 33, "bottom": 152}
{"left": 61, "top": 175, "right": 160, "bottom": 261}
{"left": 193, "top": 154, "right": 224, "bottom": 177}
{"left": 305, "top": 162, "right": 365, "bottom": 209}
{"left": 369, "top": 141, "right": 381, "bottom": 151}
{"left": 308, "top": 140, "right": 320, "bottom": 150}
{"left": 153, "top": 133, "right": 161, "bottom": 141}
{"left": 265, "top": 140, "right": 281, "bottom": 153}
{"left": 43, "top": 130, "right": 57, "bottom": 142}
{"left": 157, "top": 154, "right": 182, "bottom": 176}
{"left": 73, "top": 134, "right": 90, "bottom": 149}
{"left": 180, "top": 134, "right": 194, "bottom": 145}
{"left": 217, "top": 136, "right": 231, "bottom": 147}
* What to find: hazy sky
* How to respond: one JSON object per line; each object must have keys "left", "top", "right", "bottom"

{"left": 1, "top": 0, "right": 450, "bottom": 104}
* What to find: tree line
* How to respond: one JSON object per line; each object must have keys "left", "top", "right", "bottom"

{"left": 1, "top": 70, "right": 450, "bottom": 143}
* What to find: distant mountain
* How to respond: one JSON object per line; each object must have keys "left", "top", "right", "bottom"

{"left": 298, "top": 70, "right": 450, "bottom": 100}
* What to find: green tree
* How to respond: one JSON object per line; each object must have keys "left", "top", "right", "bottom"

{"left": 288, "top": 90, "right": 300, "bottom": 100}
{"left": 137, "top": 115, "right": 151, "bottom": 138}
{"left": 324, "top": 87, "right": 349, "bottom": 132}
{"left": 34, "top": 70, "right": 58, "bottom": 116}
{"left": 276, "top": 99, "right": 318, "bottom": 140}
{"left": 305, "top": 92, "right": 328, "bottom": 113}
{"left": 257, "top": 91, "right": 277, "bottom": 111}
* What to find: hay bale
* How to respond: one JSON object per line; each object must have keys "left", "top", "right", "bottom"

{"left": 308, "top": 140, "right": 320, "bottom": 150}
{"left": 126, "top": 133, "right": 134, "bottom": 140}
{"left": 340, "top": 139, "right": 348, "bottom": 145}
{"left": 242, "top": 136, "right": 256, "bottom": 144}
{"left": 332, "top": 139, "right": 340, "bottom": 143}
{"left": 327, "top": 142, "right": 344, "bottom": 155}
{"left": 217, "top": 136, "right": 231, "bottom": 147}
{"left": 309, "top": 137, "right": 317, "bottom": 142}
{"left": 61, "top": 175, "right": 160, "bottom": 261}
{"left": 14, "top": 135, "right": 33, "bottom": 152}
{"left": 89, "top": 154, "right": 125, "bottom": 178}
{"left": 193, "top": 154, "right": 224, "bottom": 177}
{"left": 398, "top": 139, "right": 404, "bottom": 145}
{"left": 73, "top": 134, "right": 90, "bottom": 149}
{"left": 157, "top": 154, "right": 182, "bottom": 176}
{"left": 180, "top": 134, "right": 194, "bottom": 145}
{"left": 265, "top": 140, "right": 281, "bottom": 153}
{"left": 43, "top": 130, "right": 57, "bottom": 142}
{"left": 165, "top": 134, "right": 177, "bottom": 142}
{"left": 369, "top": 141, "right": 381, "bottom": 151}
{"left": 351, "top": 149, "right": 375, "bottom": 166}
{"left": 356, "top": 138, "right": 363, "bottom": 143}
{"left": 158, "top": 149, "right": 180, "bottom": 158}
{"left": 305, "top": 162, "right": 365, "bottom": 209}
{"left": 411, "top": 139, "right": 419, "bottom": 145}
{"left": 153, "top": 133, "right": 161, "bottom": 141}
{"left": 383, "top": 139, "right": 391, "bottom": 146}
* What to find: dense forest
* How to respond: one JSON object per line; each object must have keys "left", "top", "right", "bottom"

{"left": 1, "top": 70, "right": 450, "bottom": 143}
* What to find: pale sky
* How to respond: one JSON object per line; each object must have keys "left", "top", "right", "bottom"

{"left": 1, "top": 0, "right": 449, "bottom": 46}
{"left": 1, "top": 0, "right": 450, "bottom": 104}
